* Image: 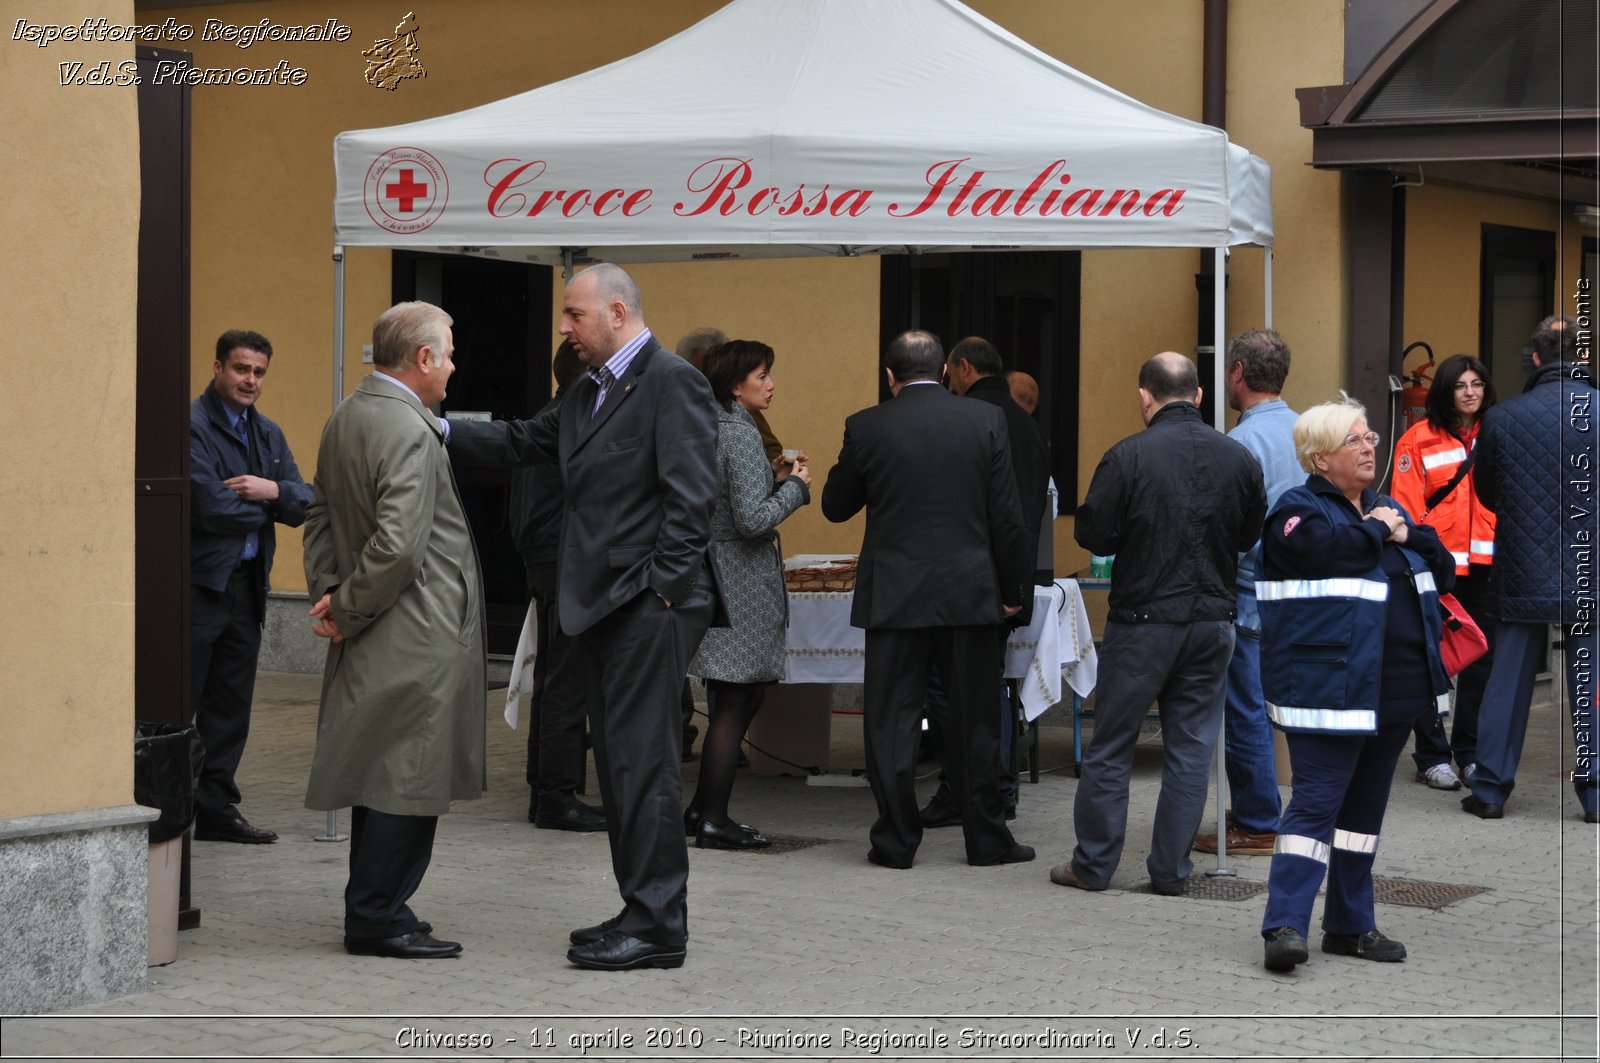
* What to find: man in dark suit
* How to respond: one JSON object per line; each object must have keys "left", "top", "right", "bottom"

{"left": 918, "top": 336, "right": 1052, "bottom": 826}
{"left": 507, "top": 340, "right": 604, "bottom": 833}
{"left": 822, "top": 329, "right": 1033, "bottom": 869}
{"left": 447, "top": 264, "right": 718, "bottom": 971}
{"left": 189, "top": 329, "right": 312, "bottom": 844}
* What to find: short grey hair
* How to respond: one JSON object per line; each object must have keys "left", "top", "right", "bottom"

{"left": 1293, "top": 394, "right": 1366, "bottom": 473}
{"left": 576, "top": 263, "right": 642, "bottom": 317}
{"left": 372, "top": 301, "right": 452, "bottom": 369}
{"left": 676, "top": 327, "right": 726, "bottom": 360}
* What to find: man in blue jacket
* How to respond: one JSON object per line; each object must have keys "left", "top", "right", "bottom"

{"left": 1465, "top": 316, "right": 1598, "bottom": 822}
{"left": 190, "top": 329, "right": 312, "bottom": 843}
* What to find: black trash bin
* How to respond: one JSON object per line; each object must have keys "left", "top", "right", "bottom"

{"left": 133, "top": 722, "right": 204, "bottom": 843}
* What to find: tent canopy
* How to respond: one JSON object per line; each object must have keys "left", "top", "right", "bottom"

{"left": 333, "top": 0, "right": 1272, "bottom": 264}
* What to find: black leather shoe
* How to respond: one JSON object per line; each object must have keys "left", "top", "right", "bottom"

{"left": 1461, "top": 793, "right": 1505, "bottom": 819}
{"left": 696, "top": 818, "right": 770, "bottom": 850}
{"left": 1321, "top": 929, "right": 1406, "bottom": 962}
{"left": 867, "top": 848, "right": 912, "bottom": 869}
{"left": 918, "top": 788, "right": 961, "bottom": 828}
{"left": 971, "top": 843, "right": 1035, "bottom": 866}
{"left": 1263, "top": 926, "right": 1308, "bottom": 972}
{"left": 533, "top": 797, "right": 607, "bottom": 833}
{"left": 344, "top": 930, "right": 462, "bottom": 959}
{"left": 683, "top": 807, "right": 702, "bottom": 837}
{"left": 1586, "top": 809, "right": 1599, "bottom": 824}
{"left": 194, "top": 814, "right": 278, "bottom": 844}
{"left": 567, "top": 930, "right": 685, "bottom": 971}
{"left": 569, "top": 912, "right": 624, "bottom": 947}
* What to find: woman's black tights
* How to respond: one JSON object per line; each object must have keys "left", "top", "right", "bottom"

{"left": 688, "top": 680, "right": 767, "bottom": 827}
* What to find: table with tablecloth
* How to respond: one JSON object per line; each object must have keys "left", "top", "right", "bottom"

{"left": 782, "top": 579, "right": 1096, "bottom": 717}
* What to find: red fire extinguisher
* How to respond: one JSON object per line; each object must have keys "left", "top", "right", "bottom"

{"left": 1400, "top": 341, "right": 1435, "bottom": 429}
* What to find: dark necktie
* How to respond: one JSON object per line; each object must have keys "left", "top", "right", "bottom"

{"left": 236, "top": 414, "right": 259, "bottom": 562}
{"left": 589, "top": 366, "right": 615, "bottom": 418}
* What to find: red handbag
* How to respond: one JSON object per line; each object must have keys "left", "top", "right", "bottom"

{"left": 1438, "top": 592, "right": 1489, "bottom": 676}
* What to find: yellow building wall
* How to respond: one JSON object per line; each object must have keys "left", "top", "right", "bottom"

{"left": 978, "top": 0, "right": 1347, "bottom": 573}
{"left": 149, "top": 0, "right": 1350, "bottom": 584}
{"left": 1404, "top": 183, "right": 1588, "bottom": 373}
{"left": 0, "top": 1, "right": 140, "bottom": 818}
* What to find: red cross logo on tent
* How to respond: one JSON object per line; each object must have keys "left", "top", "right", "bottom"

{"left": 363, "top": 147, "right": 449, "bottom": 234}
{"left": 385, "top": 168, "right": 429, "bottom": 213}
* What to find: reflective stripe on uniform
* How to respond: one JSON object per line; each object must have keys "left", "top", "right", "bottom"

{"left": 1267, "top": 702, "right": 1378, "bottom": 731}
{"left": 1422, "top": 447, "right": 1467, "bottom": 471}
{"left": 1256, "top": 577, "right": 1389, "bottom": 603}
{"left": 1451, "top": 550, "right": 1470, "bottom": 567}
{"left": 1413, "top": 571, "right": 1437, "bottom": 595}
{"left": 1332, "top": 829, "right": 1378, "bottom": 854}
{"left": 1471, "top": 539, "right": 1494, "bottom": 557}
{"left": 1274, "top": 834, "right": 1330, "bottom": 863}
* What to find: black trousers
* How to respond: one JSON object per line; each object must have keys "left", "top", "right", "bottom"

{"left": 189, "top": 565, "right": 263, "bottom": 822}
{"left": 576, "top": 583, "right": 713, "bottom": 947}
{"left": 863, "top": 624, "right": 1015, "bottom": 866}
{"left": 523, "top": 563, "right": 588, "bottom": 802}
{"left": 344, "top": 805, "right": 438, "bottom": 940}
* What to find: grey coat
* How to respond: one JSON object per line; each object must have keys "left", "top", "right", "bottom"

{"left": 691, "top": 405, "right": 809, "bottom": 683}
{"left": 302, "top": 373, "right": 486, "bottom": 816}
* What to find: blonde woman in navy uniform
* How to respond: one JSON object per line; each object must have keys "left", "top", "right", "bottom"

{"left": 1255, "top": 397, "right": 1455, "bottom": 973}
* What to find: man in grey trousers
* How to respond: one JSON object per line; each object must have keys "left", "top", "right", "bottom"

{"left": 1050, "top": 352, "right": 1265, "bottom": 895}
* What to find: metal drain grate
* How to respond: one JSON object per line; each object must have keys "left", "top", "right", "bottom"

{"left": 1373, "top": 876, "right": 1488, "bottom": 909}
{"left": 1131, "top": 877, "right": 1268, "bottom": 902}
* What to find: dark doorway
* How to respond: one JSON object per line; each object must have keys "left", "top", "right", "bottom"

{"left": 879, "top": 251, "right": 1080, "bottom": 511}
{"left": 1479, "top": 223, "right": 1556, "bottom": 396}
{"left": 134, "top": 45, "right": 196, "bottom": 926}
{"left": 392, "top": 252, "right": 553, "bottom": 655}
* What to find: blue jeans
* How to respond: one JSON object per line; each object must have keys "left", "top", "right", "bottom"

{"left": 1223, "top": 626, "right": 1282, "bottom": 833}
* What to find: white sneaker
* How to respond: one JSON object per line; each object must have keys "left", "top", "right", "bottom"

{"left": 1417, "top": 763, "right": 1463, "bottom": 790}
{"left": 1461, "top": 762, "right": 1477, "bottom": 782}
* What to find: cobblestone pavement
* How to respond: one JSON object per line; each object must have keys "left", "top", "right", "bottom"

{"left": 3, "top": 671, "right": 1596, "bottom": 1061}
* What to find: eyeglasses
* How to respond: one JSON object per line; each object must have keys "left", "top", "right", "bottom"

{"left": 1454, "top": 379, "right": 1487, "bottom": 392}
{"left": 1340, "top": 431, "right": 1381, "bottom": 450}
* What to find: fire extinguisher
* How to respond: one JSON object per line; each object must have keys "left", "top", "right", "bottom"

{"left": 1400, "top": 341, "right": 1435, "bottom": 429}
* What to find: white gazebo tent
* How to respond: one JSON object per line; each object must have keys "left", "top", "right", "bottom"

{"left": 331, "top": 0, "right": 1276, "bottom": 860}
{"left": 332, "top": 0, "right": 1273, "bottom": 418}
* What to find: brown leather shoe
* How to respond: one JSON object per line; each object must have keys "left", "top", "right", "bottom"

{"left": 1193, "top": 827, "right": 1276, "bottom": 855}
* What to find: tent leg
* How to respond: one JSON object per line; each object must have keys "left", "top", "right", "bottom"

{"left": 332, "top": 245, "right": 346, "bottom": 412}
{"left": 561, "top": 248, "right": 574, "bottom": 281}
{"left": 1212, "top": 246, "right": 1226, "bottom": 427}
{"left": 1207, "top": 243, "right": 1235, "bottom": 878}
{"left": 1263, "top": 247, "right": 1274, "bottom": 329}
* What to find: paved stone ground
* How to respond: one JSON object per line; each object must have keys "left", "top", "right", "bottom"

{"left": 3, "top": 671, "right": 1596, "bottom": 1061}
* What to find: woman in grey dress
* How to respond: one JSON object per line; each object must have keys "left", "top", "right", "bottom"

{"left": 686, "top": 340, "right": 811, "bottom": 850}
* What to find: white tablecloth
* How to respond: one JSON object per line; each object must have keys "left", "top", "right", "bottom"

{"left": 784, "top": 579, "right": 1097, "bottom": 720}
{"left": 507, "top": 578, "right": 1098, "bottom": 728}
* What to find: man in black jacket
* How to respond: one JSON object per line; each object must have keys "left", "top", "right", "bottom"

{"left": 508, "top": 340, "right": 604, "bottom": 832}
{"left": 822, "top": 330, "right": 1033, "bottom": 869}
{"left": 1050, "top": 352, "right": 1265, "bottom": 895}
{"left": 920, "top": 336, "right": 1051, "bottom": 826}
{"left": 189, "top": 329, "right": 312, "bottom": 844}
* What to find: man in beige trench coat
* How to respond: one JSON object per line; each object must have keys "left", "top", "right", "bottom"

{"left": 303, "top": 301, "right": 486, "bottom": 959}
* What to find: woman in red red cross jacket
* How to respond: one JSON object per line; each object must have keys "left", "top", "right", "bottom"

{"left": 1389, "top": 354, "right": 1498, "bottom": 793}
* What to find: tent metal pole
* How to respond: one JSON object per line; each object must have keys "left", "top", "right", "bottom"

{"left": 1264, "top": 246, "right": 1274, "bottom": 329}
{"left": 331, "top": 245, "right": 346, "bottom": 412}
{"left": 1208, "top": 243, "right": 1235, "bottom": 878}
{"left": 319, "top": 244, "right": 349, "bottom": 845}
{"left": 562, "top": 248, "right": 574, "bottom": 281}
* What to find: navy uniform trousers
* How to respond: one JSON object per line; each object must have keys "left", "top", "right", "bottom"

{"left": 1260, "top": 718, "right": 1415, "bottom": 938}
